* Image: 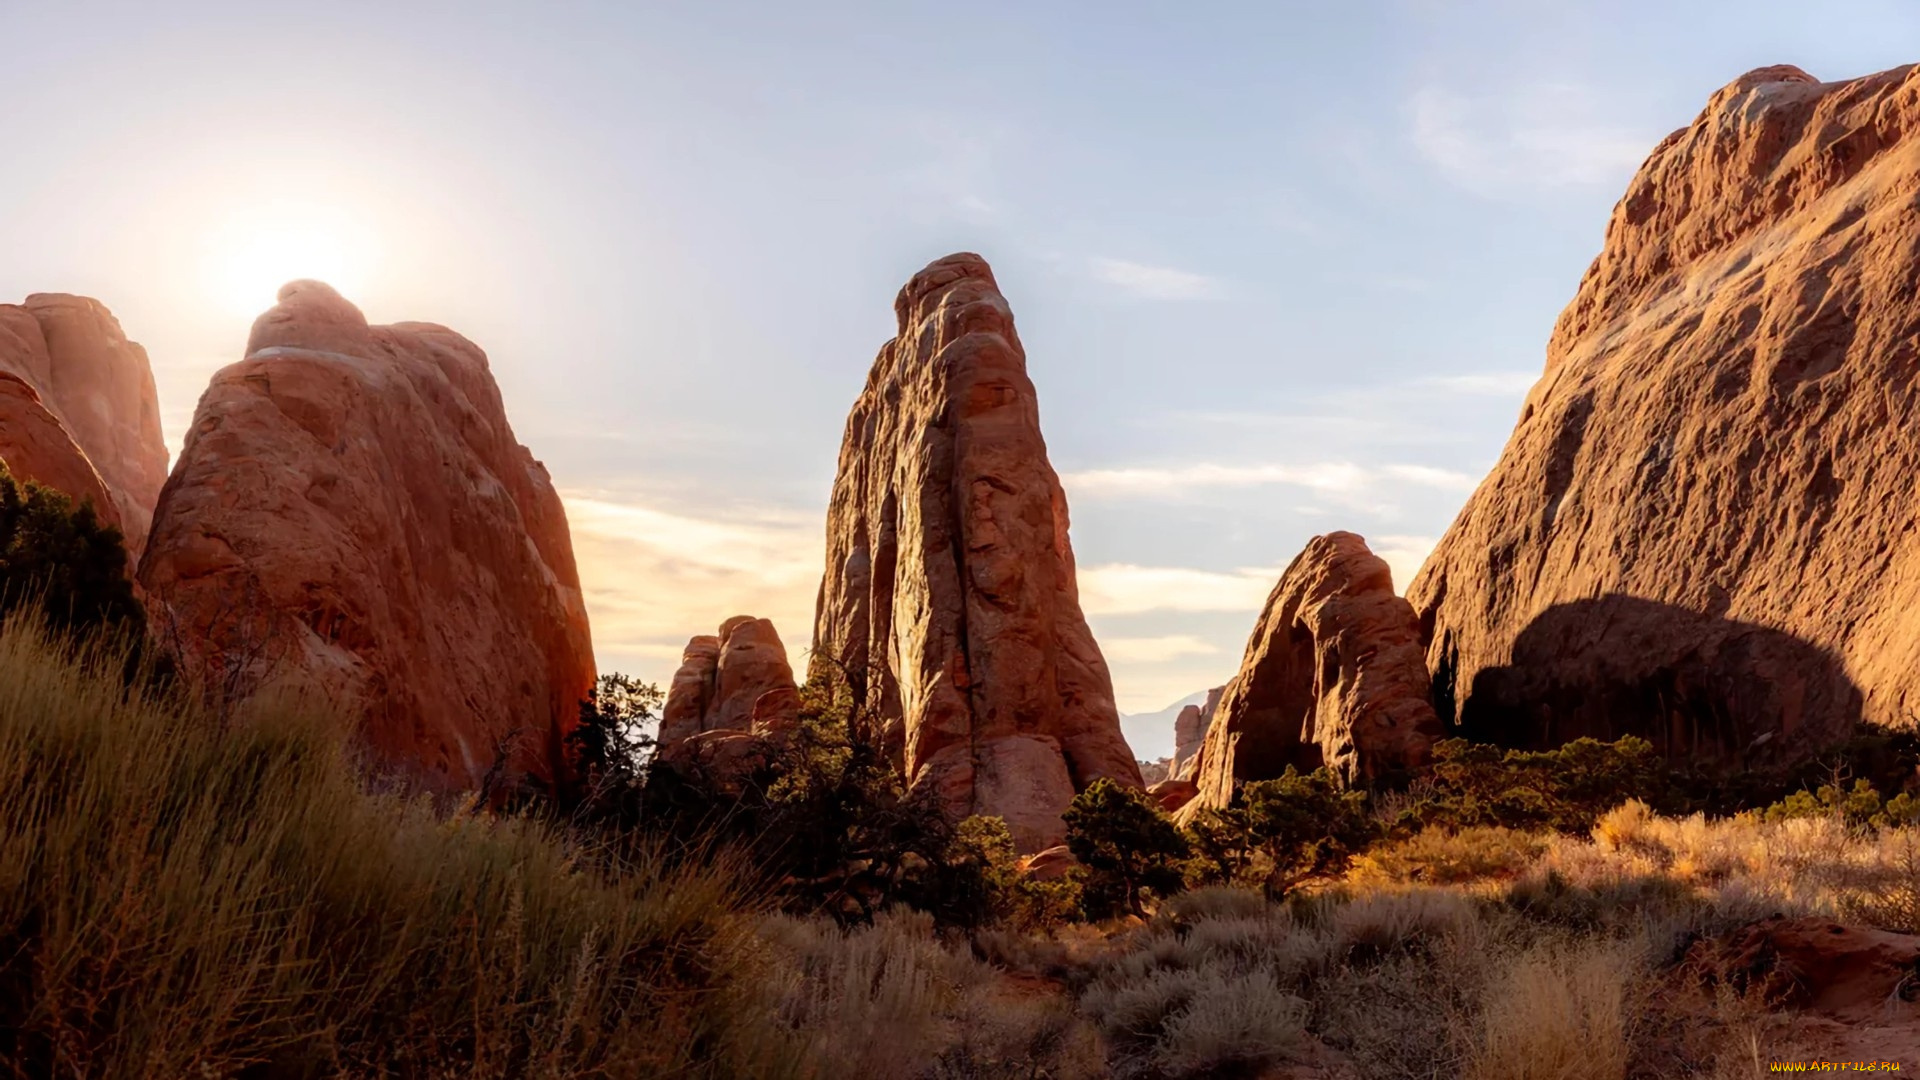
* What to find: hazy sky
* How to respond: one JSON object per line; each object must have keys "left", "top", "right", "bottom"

{"left": 2, "top": 1, "right": 1914, "bottom": 756}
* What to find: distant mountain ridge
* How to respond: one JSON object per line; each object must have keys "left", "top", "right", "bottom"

{"left": 1121, "top": 689, "right": 1210, "bottom": 761}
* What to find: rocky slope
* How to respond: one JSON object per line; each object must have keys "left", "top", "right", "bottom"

{"left": 139, "top": 281, "right": 594, "bottom": 791}
{"left": 1181, "top": 532, "right": 1441, "bottom": 820}
{"left": 810, "top": 252, "right": 1141, "bottom": 851}
{"left": 1410, "top": 64, "right": 1920, "bottom": 765}
{"left": 0, "top": 295, "right": 167, "bottom": 551}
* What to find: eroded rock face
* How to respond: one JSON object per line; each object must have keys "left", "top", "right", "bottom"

{"left": 811, "top": 252, "right": 1142, "bottom": 851}
{"left": 0, "top": 295, "right": 167, "bottom": 551}
{"left": 1147, "top": 776, "right": 1198, "bottom": 814}
{"left": 1182, "top": 532, "right": 1441, "bottom": 820}
{"left": 139, "top": 281, "right": 594, "bottom": 791}
{"left": 1171, "top": 688, "right": 1223, "bottom": 779}
{"left": 658, "top": 616, "right": 800, "bottom": 750}
{"left": 1410, "top": 64, "right": 1920, "bottom": 764}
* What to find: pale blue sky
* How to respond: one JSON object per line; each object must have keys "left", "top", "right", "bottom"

{"left": 2, "top": 2, "right": 1914, "bottom": 755}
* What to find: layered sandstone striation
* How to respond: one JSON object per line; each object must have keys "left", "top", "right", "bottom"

{"left": 1181, "top": 532, "right": 1441, "bottom": 820}
{"left": 139, "top": 281, "right": 594, "bottom": 790}
{"left": 811, "top": 252, "right": 1142, "bottom": 851}
{"left": 1411, "top": 64, "right": 1920, "bottom": 763}
{"left": 0, "top": 295, "right": 167, "bottom": 551}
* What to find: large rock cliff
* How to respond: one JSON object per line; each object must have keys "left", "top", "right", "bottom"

{"left": 1410, "top": 64, "right": 1920, "bottom": 765}
{"left": 140, "top": 281, "right": 595, "bottom": 790}
{"left": 0, "top": 295, "right": 167, "bottom": 552}
{"left": 811, "top": 253, "right": 1142, "bottom": 851}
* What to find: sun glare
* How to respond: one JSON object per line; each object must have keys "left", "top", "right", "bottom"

{"left": 198, "top": 201, "right": 381, "bottom": 320}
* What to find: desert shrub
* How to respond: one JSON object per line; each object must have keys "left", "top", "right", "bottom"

{"left": 1064, "top": 778, "right": 1191, "bottom": 918}
{"left": 1761, "top": 777, "right": 1886, "bottom": 826}
{"left": 1159, "top": 885, "right": 1268, "bottom": 927}
{"left": 1242, "top": 766, "right": 1381, "bottom": 898}
{"left": 756, "top": 909, "right": 1101, "bottom": 1079}
{"left": 0, "top": 618, "right": 778, "bottom": 1079}
{"left": 1468, "top": 941, "right": 1635, "bottom": 1080}
{"left": 556, "top": 671, "right": 661, "bottom": 824}
{"left": 1352, "top": 824, "right": 1546, "bottom": 885}
{"left": 1151, "top": 972, "right": 1308, "bottom": 1078}
{"left": 643, "top": 679, "right": 960, "bottom": 924}
{"left": 0, "top": 465, "right": 142, "bottom": 638}
{"left": 1182, "top": 804, "right": 1256, "bottom": 887}
{"left": 939, "top": 815, "right": 1082, "bottom": 931}
{"left": 1407, "top": 736, "right": 1668, "bottom": 834}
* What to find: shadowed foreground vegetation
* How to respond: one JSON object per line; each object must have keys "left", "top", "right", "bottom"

{"left": 0, "top": 620, "right": 813, "bottom": 1079}
{"left": 7, "top": 608, "right": 1920, "bottom": 1077}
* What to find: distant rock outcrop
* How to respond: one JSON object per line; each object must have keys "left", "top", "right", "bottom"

{"left": 1411, "top": 64, "right": 1920, "bottom": 764}
{"left": 0, "top": 295, "right": 167, "bottom": 552}
{"left": 1170, "top": 686, "right": 1223, "bottom": 779}
{"left": 1181, "top": 532, "right": 1441, "bottom": 820}
{"left": 139, "top": 281, "right": 594, "bottom": 791}
{"left": 811, "top": 253, "right": 1142, "bottom": 851}
{"left": 658, "top": 616, "right": 801, "bottom": 750}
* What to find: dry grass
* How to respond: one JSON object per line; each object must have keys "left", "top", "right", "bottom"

{"left": 1057, "top": 809, "right": 1920, "bottom": 1077}
{"left": 1469, "top": 940, "right": 1635, "bottom": 1080}
{"left": 1353, "top": 824, "right": 1547, "bottom": 885}
{"left": 754, "top": 909, "right": 1102, "bottom": 1079}
{"left": 0, "top": 620, "right": 788, "bottom": 1079}
{"left": 11, "top": 610, "right": 1919, "bottom": 1079}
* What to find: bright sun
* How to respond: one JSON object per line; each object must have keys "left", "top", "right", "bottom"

{"left": 199, "top": 201, "right": 382, "bottom": 319}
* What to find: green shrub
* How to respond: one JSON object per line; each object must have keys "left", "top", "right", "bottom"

{"left": 0, "top": 464, "right": 141, "bottom": 637}
{"left": 1064, "top": 778, "right": 1191, "bottom": 918}
{"left": 1183, "top": 804, "right": 1257, "bottom": 888}
{"left": 1242, "top": 767, "right": 1382, "bottom": 898}
{"left": 1405, "top": 736, "right": 1667, "bottom": 834}
{"left": 1758, "top": 777, "right": 1920, "bottom": 829}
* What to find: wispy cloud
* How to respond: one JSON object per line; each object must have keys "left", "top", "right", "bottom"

{"left": 1099, "top": 634, "right": 1223, "bottom": 664}
{"left": 1077, "top": 564, "right": 1280, "bottom": 616}
{"left": 1413, "top": 371, "right": 1537, "bottom": 395}
{"left": 1409, "top": 82, "right": 1653, "bottom": 196}
{"left": 1089, "top": 257, "right": 1220, "bottom": 300}
{"left": 1063, "top": 460, "right": 1478, "bottom": 498}
{"left": 563, "top": 492, "right": 822, "bottom": 679}
{"left": 1371, "top": 533, "right": 1440, "bottom": 595}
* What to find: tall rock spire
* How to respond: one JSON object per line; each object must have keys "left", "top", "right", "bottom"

{"left": 811, "top": 253, "right": 1142, "bottom": 851}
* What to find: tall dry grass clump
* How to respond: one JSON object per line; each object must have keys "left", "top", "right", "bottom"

{"left": 0, "top": 620, "right": 784, "bottom": 1079}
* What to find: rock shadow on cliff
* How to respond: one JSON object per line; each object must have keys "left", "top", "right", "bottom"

{"left": 1447, "top": 594, "right": 1864, "bottom": 768}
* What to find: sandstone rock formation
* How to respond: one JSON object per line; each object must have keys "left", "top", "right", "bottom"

{"left": 0, "top": 295, "right": 167, "bottom": 551}
{"left": 1171, "top": 687, "right": 1223, "bottom": 779}
{"left": 1683, "top": 916, "right": 1920, "bottom": 1060}
{"left": 1410, "top": 64, "right": 1920, "bottom": 764}
{"left": 139, "top": 281, "right": 594, "bottom": 791}
{"left": 1147, "top": 776, "right": 1198, "bottom": 814}
{"left": 1181, "top": 532, "right": 1442, "bottom": 820}
{"left": 658, "top": 616, "right": 801, "bottom": 750}
{"left": 811, "top": 252, "right": 1142, "bottom": 851}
